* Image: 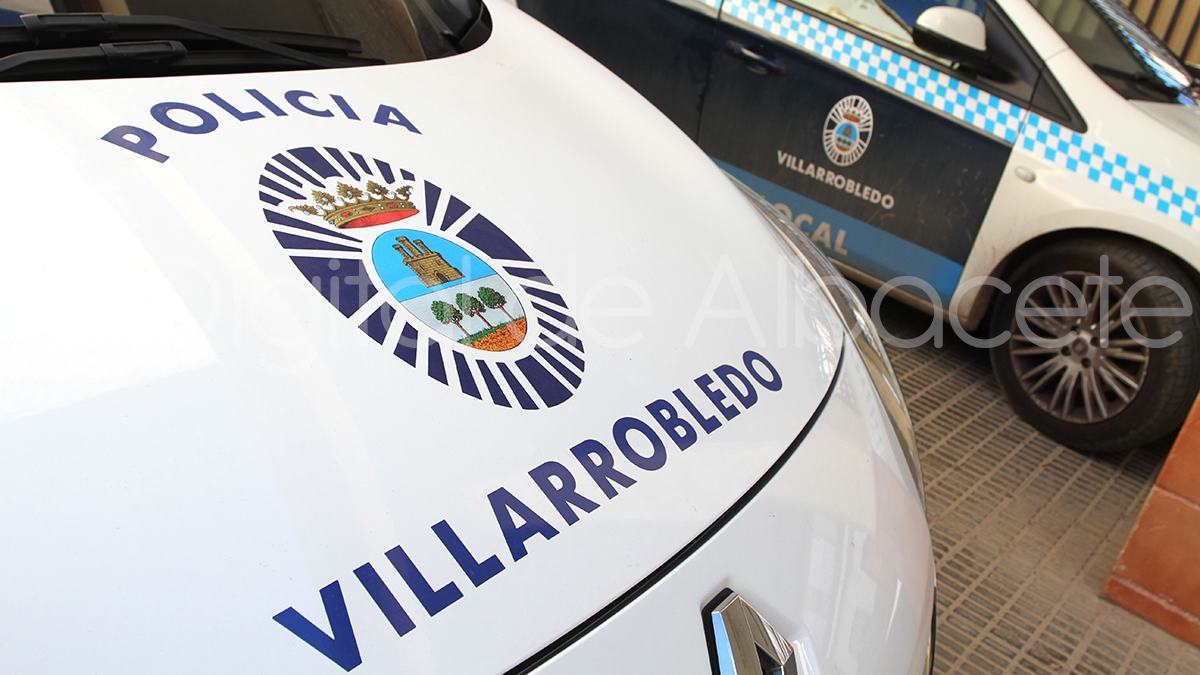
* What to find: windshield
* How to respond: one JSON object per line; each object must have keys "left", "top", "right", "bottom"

{"left": 1028, "top": 0, "right": 1197, "bottom": 104}
{"left": 0, "top": 0, "right": 489, "bottom": 81}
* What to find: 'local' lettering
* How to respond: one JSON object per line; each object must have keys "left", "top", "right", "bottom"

{"left": 772, "top": 203, "right": 851, "bottom": 257}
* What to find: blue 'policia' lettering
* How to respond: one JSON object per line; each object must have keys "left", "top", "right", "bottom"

{"left": 101, "top": 88, "right": 420, "bottom": 163}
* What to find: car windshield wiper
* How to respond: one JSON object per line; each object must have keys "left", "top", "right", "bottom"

{"left": 0, "top": 40, "right": 186, "bottom": 78}
{"left": 407, "top": 0, "right": 488, "bottom": 52}
{"left": 1092, "top": 63, "right": 1185, "bottom": 99}
{"left": 0, "top": 13, "right": 379, "bottom": 79}
{"left": 0, "top": 39, "right": 382, "bottom": 81}
{"left": 454, "top": 1, "right": 490, "bottom": 51}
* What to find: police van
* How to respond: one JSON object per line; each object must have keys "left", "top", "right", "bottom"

{"left": 520, "top": 0, "right": 1200, "bottom": 454}
{"left": 0, "top": 1, "right": 934, "bottom": 673}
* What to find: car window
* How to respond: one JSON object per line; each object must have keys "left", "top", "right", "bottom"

{"left": 0, "top": 0, "right": 490, "bottom": 81}
{"left": 789, "top": 0, "right": 982, "bottom": 54}
{"left": 1028, "top": 0, "right": 1197, "bottom": 103}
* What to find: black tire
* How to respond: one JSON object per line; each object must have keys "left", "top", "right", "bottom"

{"left": 989, "top": 237, "right": 1200, "bottom": 453}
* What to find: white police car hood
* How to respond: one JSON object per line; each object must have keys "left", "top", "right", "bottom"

{"left": 1132, "top": 100, "right": 1200, "bottom": 146}
{"left": 0, "top": 3, "right": 845, "bottom": 673}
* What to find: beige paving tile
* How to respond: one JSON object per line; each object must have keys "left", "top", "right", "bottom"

{"left": 878, "top": 301, "right": 1200, "bottom": 674}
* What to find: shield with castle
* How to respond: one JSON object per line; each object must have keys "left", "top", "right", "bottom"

{"left": 372, "top": 229, "right": 527, "bottom": 351}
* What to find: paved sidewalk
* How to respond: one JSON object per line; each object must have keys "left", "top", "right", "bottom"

{"left": 880, "top": 303, "right": 1200, "bottom": 674}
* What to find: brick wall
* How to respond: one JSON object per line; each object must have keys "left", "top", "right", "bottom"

{"left": 1104, "top": 397, "right": 1200, "bottom": 646}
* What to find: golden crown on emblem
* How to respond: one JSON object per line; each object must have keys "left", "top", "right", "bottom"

{"left": 289, "top": 180, "right": 419, "bottom": 229}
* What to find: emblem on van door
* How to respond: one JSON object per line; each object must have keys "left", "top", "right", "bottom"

{"left": 258, "top": 146, "right": 585, "bottom": 409}
{"left": 704, "top": 589, "right": 798, "bottom": 675}
{"left": 823, "top": 95, "right": 874, "bottom": 167}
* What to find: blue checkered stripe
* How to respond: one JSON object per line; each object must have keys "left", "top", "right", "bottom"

{"left": 719, "top": 0, "right": 1200, "bottom": 228}
{"left": 1020, "top": 113, "right": 1200, "bottom": 225}
{"left": 722, "top": 0, "right": 1025, "bottom": 143}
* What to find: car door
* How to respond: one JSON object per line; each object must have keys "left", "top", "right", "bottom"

{"left": 700, "top": 0, "right": 1045, "bottom": 306}
{"left": 518, "top": 0, "right": 723, "bottom": 140}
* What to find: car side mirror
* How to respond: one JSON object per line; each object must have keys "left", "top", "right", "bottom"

{"left": 913, "top": 6, "right": 990, "bottom": 70}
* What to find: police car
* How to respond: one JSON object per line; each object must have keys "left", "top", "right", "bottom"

{"left": 0, "top": 1, "right": 933, "bottom": 673}
{"left": 521, "top": 0, "right": 1200, "bottom": 454}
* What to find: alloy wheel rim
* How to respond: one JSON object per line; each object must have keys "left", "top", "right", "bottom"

{"left": 1009, "top": 271, "right": 1150, "bottom": 424}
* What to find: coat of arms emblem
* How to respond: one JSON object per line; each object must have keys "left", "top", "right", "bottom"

{"left": 823, "top": 95, "right": 874, "bottom": 167}
{"left": 259, "top": 146, "right": 583, "bottom": 409}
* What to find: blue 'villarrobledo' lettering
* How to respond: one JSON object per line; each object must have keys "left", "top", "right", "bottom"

{"left": 274, "top": 350, "right": 784, "bottom": 671}
{"left": 101, "top": 89, "right": 420, "bottom": 163}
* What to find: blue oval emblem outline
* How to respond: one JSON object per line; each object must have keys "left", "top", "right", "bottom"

{"left": 257, "top": 146, "right": 584, "bottom": 409}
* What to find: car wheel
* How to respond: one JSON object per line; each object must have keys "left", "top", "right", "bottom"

{"left": 989, "top": 237, "right": 1200, "bottom": 453}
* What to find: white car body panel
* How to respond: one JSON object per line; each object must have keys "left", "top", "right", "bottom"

{"left": 951, "top": 0, "right": 1200, "bottom": 326}
{"left": 536, "top": 343, "right": 935, "bottom": 675}
{"left": 0, "top": 2, "right": 931, "bottom": 673}
{"left": 1132, "top": 100, "right": 1200, "bottom": 143}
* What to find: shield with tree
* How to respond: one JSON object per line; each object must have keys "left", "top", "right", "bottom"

{"left": 477, "top": 286, "right": 515, "bottom": 322}
{"left": 456, "top": 292, "right": 493, "bottom": 329}
{"left": 430, "top": 300, "right": 468, "bottom": 338}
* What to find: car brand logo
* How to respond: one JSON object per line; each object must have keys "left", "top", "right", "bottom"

{"left": 258, "top": 146, "right": 585, "bottom": 409}
{"left": 704, "top": 589, "right": 798, "bottom": 674}
{"left": 823, "top": 95, "right": 874, "bottom": 167}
